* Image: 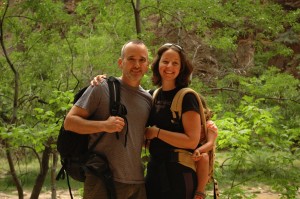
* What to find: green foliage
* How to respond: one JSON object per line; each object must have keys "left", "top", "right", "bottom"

{"left": 216, "top": 70, "right": 299, "bottom": 148}
{"left": 0, "top": 89, "right": 73, "bottom": 153}
{"left": 211, "top": 67, "right": 300, "bottom": 197}
{"left": 217, "top": 148, "right": 300, "bottom": 198}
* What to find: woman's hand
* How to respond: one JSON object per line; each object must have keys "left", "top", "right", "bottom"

{"left": 192, "top": 148, "right": 202, "bottom": 161}
{"left": 207, "top": 120, "right": 218, "bottom": 133}
{"left": 90, "top": 74, "right": 107, "bottom": 86}
{"left": 145, "top": 126, "right": 160, "bottom": 140}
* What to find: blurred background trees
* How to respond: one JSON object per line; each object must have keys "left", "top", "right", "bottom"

{"left": 0, "top": 0, "right": 299, "bottom": 198}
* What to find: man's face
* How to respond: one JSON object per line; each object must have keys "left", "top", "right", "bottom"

{"left": 118, "top": 43, "right": 149, "bottom": 85}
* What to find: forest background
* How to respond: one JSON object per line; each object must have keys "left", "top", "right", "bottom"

{"left": 0, "top": 0, "right": 299, "bottom": 199}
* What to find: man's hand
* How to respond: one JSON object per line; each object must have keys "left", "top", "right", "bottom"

{"left": 105, "top": 116, "right": 125, "bottom": 133}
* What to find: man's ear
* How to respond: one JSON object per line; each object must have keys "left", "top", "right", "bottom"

{"left": 118, "top": 58, "right": 123, "bottom": 69}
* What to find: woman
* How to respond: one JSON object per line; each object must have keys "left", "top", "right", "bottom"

{"left": 145, "top": 43, "right": 201, "bottom": 199}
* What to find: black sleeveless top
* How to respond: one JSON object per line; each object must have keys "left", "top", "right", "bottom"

{"left": 148, "top": 87, "right": 200, "bottom": 161}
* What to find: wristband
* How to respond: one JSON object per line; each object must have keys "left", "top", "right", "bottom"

{"left": 157, "top": 128, "right": 161, "bottom": 138}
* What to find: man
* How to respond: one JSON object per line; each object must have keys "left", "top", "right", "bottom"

{"left": 64, "top": 40, "right": 152, "bottom": 199}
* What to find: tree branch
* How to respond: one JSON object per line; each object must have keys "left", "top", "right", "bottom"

{"left": 20, "top": 145, "right": 42, "bottom": 169}
{"left": 208, "top": 87, "right": 300, "bottom": 104}
{"left": 6, "top": 15, "right": 38, "bottom": 22}
{"left": 0, "top": 0, "right": 19, "bottom": 123}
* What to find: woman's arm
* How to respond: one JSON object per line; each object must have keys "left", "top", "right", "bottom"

{"left": 192, "top": 120, "right": 218, "bottom": 160}
{"left": 145, "top": 110, "right": 201, "bottom": 149}
{"left": 90, "top": 74, "right": 107, "bottom": 86}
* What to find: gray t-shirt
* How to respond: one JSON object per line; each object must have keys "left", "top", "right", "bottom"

{"left": 75, "top": 78, "right": 152, "bottom": 184}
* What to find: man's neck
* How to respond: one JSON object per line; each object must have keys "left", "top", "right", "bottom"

{"left": 120, "top": 76, "right": 141, "bottom": 88}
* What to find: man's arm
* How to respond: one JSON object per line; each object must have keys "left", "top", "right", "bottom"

{"left": 64, "top": 105, "right": 125, "bottom": 134}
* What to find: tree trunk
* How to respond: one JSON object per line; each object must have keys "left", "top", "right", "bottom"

{"left": 233, "top": 37, "right": 255, "bottom": 72}
{"left": 1, "top": 1, "right": 23, "bottom": 198}
{"left": 5, "top": 142, "right": 24, "bottom": 199}
{"left": 51, "top": 152, "right": 58, "bottom": 199}
{"left": 131, "top": 0, "right": 142, "bottom": 38}
{"left": 30, "top": 141, "right": 51, "bottom": 199}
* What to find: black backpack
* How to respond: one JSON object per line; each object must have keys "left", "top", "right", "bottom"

{"left": 56, "top": 76, "right": 127, "bottom": 199}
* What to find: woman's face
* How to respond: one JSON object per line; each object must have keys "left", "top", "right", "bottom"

{"left": 158, "top": 49, "right": 181, "bottom": 83}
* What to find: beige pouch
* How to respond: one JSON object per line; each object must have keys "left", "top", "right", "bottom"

{"left": 174, "top": 149, "right": 196, "bottom": 172}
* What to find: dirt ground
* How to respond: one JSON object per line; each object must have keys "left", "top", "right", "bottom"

{"left": 1, "top": 187, "right": 298, "bottom": 199}
{"left": 0, "top": 192, "right": 284, "bottom": 199}
{"left": 0, "top": 190, "right": 79, "bottom": 199}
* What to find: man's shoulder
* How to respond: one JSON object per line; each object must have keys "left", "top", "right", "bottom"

{"left": 86, "top": 80, "right": 108, "bottom": 93}
{"left": 139, "top": 87, "right": 152, "bottom": 101}
{"left": 76, "top": 81, "right": 109, "bottom": 104}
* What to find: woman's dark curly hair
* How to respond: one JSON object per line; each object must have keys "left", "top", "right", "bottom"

{"left": 151, "top": 44, "right": 193, "bottom": 87}
{"left": 199, "top": 94, "right": 213, "bottom": 121}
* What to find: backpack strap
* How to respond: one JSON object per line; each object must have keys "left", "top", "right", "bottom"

{"left": 88, "top": 133, "right": 105, "bottom": 151}
{"left": 213, "top": 177, "right": 220, "bottom": 199}
{"left": 108, "top": 76, "right": 121, "bottom": 116}
{"left": 108, "top": 76, "right": 120, "bottom": 142}
{"left": 107, "top": 76, "right": 128, "bottom": 146}
{"left": 170, "top": 88, "right": 207, "bottom": 137}
{"left": 152, "top": 87, "right": 161, "bottom": 104}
